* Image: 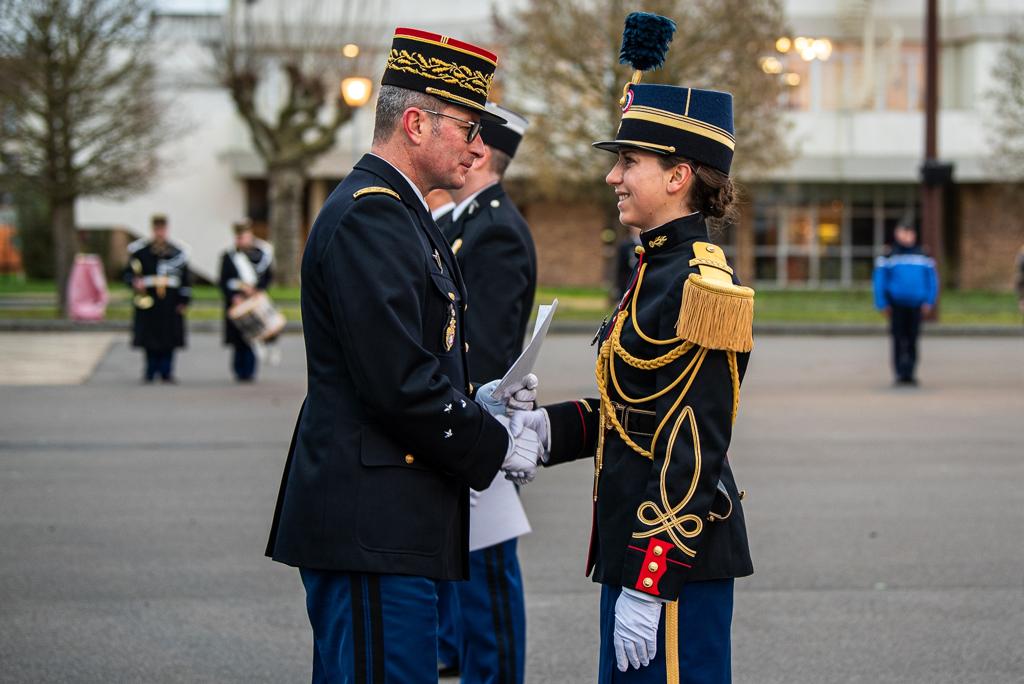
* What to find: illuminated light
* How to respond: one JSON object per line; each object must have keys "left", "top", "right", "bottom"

{"left": 775, "top": 37, "right": 792, "bottom": 53}
{"left": 794, "top": 36, "right": 810, "bottom": 52}
{"left": 341, "top": 77, "right": 373, "bottom": 107}
{"left": 784, "top": 72, "right": 801, "bottom": 87}
{"left": 800, "top": 47, "right": 816, "bottom": 61}
{"left": 818, "top": 222, "right": 840, "bottom": 244}
{"left": 342, "top": 43, "right": 360, "bottom": 58}
{"left": 812, "top": 39, "right": 832, "bottom": 61}
{"left": 760, "top": 56, "right": 783, "bottom": 74}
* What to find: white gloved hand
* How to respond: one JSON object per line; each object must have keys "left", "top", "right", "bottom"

{"left": 509, "top": 408, "right": 550, "bottom": 458}
{"left": 506, "top": 373, "right": 538, "bottom": 412}
{"left": 474, "top": 379, "right": 506, "bottom": 417}
{"left": 613, "top": 588, "right": 664, "bottom": 672}
{"left": 469, "top": 488, "right": 481, "bottom": 507}
{"left": 494, "top": 415, "right": 540, "bottom": 484}
{"left": 474, "top": 375, "right": 539, "bottom": 417}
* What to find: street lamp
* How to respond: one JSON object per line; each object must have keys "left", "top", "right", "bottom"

{"left": 340, "top": 77, "right": 373, "bottom": 165}
{"left": 341, "top": 77, "right": 373, "bottom": 108}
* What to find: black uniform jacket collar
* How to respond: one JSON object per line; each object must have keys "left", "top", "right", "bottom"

{"left": 353, "top": 153, "right": 466, "bottom": 294}
{"left": 447, "top": 182, "right": 506, "bottom": 242}
{"left": 639, "top": 212, "right": 709, "bottom": 257}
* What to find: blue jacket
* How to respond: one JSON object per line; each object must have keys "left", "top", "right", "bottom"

{"left": 873, "top": 245, "right": 938, "bottom": 309}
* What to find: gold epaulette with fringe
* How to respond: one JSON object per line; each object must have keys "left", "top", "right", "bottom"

{"left": 353, "top": 186, "right": 401, "bottom": 201}
{"left": 675, "top": 242, "right": 754, "bottom": 352}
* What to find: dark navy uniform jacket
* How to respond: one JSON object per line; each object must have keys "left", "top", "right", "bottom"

{"left": 266, "top": 153, "right": 508, "bottom": 580}
{"left": 543, "top": 214, "right": 753, "bottom": 601}
{"left": 444, "top": 183, "right": 537, "bottom": 382}
{"left": 122, "top": 239, "right": 191, "bottom": 352}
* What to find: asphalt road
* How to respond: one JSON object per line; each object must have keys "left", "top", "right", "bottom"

{"left": 1, "top": 332, "right": 1022, "bottom": 683}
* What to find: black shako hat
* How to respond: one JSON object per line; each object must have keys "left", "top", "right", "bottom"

{"left": 382, "top": 27, "right": 506, "bottom": 123}
{"left": 480, "top": 102, "right": 528, "bottom": 158}
{"left": 592, "top": 12, "right": 736, "bottom": 175}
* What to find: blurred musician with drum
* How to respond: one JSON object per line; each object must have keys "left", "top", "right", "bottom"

{"left": 218, "top": 219, "right": 274, "bottom": 382}
{"left": 123, "top": 214, "right": 192, "bottom": 384}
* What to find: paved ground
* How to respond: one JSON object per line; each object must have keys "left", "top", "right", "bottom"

{"left": 0, "top": 331, "right": 1022, "bottom": 683}
{"left": 0, "top": 332, "right": 114, "bottom": 385}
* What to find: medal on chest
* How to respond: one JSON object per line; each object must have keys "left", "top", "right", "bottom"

{"left": 444, "top": 304, "right": 457, "bottom": 352}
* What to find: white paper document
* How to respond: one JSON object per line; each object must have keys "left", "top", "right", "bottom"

{"left": 493, "top": 299, "right": 558, "bottom": 398}
{"left": 469, "top": 473, "right": 531, "bottom": 552}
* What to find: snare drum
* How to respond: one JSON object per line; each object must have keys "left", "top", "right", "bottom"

{"left": 228, "top": 291, "right": 286, "bottom": 343}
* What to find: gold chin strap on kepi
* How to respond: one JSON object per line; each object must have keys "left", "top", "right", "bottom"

{"left": 677, "top": 242, "right": 755, "bottom": 353}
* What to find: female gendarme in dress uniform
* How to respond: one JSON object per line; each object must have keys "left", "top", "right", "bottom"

{"left": 513, "top": 13, "right": 755, "bottom": 684}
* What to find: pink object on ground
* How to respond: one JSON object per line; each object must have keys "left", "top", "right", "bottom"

{"left": 67, "top": 254, "right": 109, "bottom": 321}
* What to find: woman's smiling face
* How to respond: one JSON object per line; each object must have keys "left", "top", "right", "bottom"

{"left": 605, "top": 149, "right": 688, "bottom": 230}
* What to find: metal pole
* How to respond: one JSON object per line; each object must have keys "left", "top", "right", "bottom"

{"left": 921, "top": 0, "right": 943, "bottom": 318}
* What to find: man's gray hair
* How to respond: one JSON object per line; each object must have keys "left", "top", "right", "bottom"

{"left": 372, "top": 85, "right": 443, "bottom": 145}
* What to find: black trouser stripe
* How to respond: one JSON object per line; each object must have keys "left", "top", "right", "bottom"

{"left": 495, "top": 544, "right": 518, "bottom": 684}
{"left": 349, "top": 575, "right": 368, "bottom": 684}
{"left": 484, "top": 548, "right": 511, "bottom": 684}
{"left": 367, "top": 575, "right": 385, "bottom": 684}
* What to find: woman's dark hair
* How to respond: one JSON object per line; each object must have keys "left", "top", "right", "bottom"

{"left": 657, "top": 155, "right": 739, "bottom": 229}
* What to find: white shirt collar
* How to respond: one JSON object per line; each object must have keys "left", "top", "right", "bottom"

{"left": 452, "top": 181, "right": 499, "bottom": 221}
{"left": 431, "top": 201, "right": 456, "bottom": 221}
{"left": 368, "top": 153, "right": 428, "bottom": 211}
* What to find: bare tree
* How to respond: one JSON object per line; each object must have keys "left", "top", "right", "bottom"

{"left": 0, "top": 0, "right": 166, "bottom": 315}
{"left": 988, "top": 28, "right": 1024, "bottom": 181}
{"left": 495, "top": 0, "right": 791, "bottom": 200}
{"left": 209, "top": 0, "right": 383, "bottom": 285}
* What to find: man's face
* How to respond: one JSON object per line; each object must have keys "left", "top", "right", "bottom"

{"left": 152, "top": 223, "right": 168, "bottom": 243}
{"left": 235, "top": 230, "right": 254, "bottom": 250}
{"left": 419, "top": 105, "right": 485, "bottom": 191}
{"left": 895, "top": 226, "right": 916, "bottom": 247}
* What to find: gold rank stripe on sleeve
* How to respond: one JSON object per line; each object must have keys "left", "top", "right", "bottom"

{"left": 353, "top": 186, "right": 401, "bottom": 201}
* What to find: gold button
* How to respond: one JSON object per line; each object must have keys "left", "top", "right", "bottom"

{"left": 648, "top": 561, "right": 659, "bottom": 572}
{"left": 448, "top": 292, "right": 456, "bottom": 300}
{"left": 653, "top": 545, "right": 663, "bottom": 556}
{"left": 642, "top": 577, "right": 654, "bottom": 588}
{"left": 404, "top": 454, "right": 415, "bottom": 464}
{"left": 706, "top": 245, "right": 716, "bottom": 252}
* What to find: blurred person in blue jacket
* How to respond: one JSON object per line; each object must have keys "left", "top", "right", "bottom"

{"left": 873, "top": 221, "right": 938, "bottom": 385}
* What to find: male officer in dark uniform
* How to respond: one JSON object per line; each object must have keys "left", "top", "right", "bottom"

{"left": 265, "top": 27, "right": 544, "bottom": 683}
{"left": 439, "top": 102, "right": 536, "bottom": 684}
{"left": 122, "top": 214, "right": 191, "bottom": 383}
{"left": 218, "top": 219, "right": 273, "bottom": 381}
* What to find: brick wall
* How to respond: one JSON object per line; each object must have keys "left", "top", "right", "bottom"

{"left": 520, "top": 200, "right": 608, "bottom": 287}
{"left": 957, "top": 184, "right": 1024, "bottom": 291}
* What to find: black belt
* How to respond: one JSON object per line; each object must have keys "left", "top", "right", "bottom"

{"left": 610, "top": 402, "right": 656, "bottom": 437}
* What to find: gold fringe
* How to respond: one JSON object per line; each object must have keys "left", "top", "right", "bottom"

{"left": 675, "top": 274, "right": 755, "bottom": 352}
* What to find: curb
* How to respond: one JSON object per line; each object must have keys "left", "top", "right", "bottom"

{"left": 0, "top": 319, "right": 1020, "bottom": 337}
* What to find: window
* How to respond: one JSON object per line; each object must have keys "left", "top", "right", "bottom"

{"left": 749, "top": 184, "right": 919, "bottom": 287}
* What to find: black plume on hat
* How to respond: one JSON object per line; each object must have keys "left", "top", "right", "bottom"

{"left": 619, "top": 12, "right": 677, "bottom": 71}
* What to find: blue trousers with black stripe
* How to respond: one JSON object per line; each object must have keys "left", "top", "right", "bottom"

{"left": 598, "top": 580, "right": 734, "bottom": 684}
{"left": 300, "top": 568, "right": 442, "bottom": 684}
{"left": 453, "top": 538, "right": 526, "bottom": 684}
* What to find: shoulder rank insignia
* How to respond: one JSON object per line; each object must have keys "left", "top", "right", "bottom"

{"left": 676, "top": 241, "right": 754, "bottom": 352}
{"left": 353, "top": 186, "right": 401, "bottom": 201}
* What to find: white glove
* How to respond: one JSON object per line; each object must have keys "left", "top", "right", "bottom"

{"left": 613, "top": 588, "right": 664, "bottom": 672}
{"left": 506, "top": 373, "right": 538, "bottom": 412}
{"left": 474, "top": 374, "right": 539, "bottom": 417}
{"left": 469, "top": 488, "right": 481, "bottom": 507}
{"left": 509, "top": 408, "right": 550, "bottom": 458}
{"left": 494, "top": 415, "right": 540, "bottom": 484}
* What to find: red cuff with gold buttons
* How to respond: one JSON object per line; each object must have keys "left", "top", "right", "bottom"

{"left": 625, "top": 538, "right": 693, "bottom": 600}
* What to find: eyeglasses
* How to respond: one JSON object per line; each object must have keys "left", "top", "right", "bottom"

{"left": 420, "top": 108, "right": 482, "bottom": 143}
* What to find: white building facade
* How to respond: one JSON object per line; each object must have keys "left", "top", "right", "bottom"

{"left": 76, "top": 0, "right": 1024, "bottom": 289}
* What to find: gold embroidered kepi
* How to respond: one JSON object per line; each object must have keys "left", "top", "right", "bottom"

{"left": 383, "top": 27, "right": 506, "bottom": 123}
